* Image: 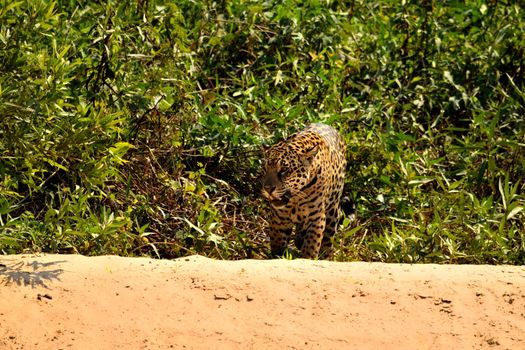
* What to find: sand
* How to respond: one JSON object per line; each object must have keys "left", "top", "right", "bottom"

{"left": 0, "top": 254, "right": 524, "bottom": 349}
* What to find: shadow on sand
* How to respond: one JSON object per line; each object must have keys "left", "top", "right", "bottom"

{"left": 0, "top": 259, "right": 65, "bottom": 289}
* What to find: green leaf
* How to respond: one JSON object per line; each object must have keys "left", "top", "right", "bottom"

{"left": 0, "top": 1, "right": 24, "bottom": 18}
{"left": 343, "top": 225, "right": 363, "bottom": 239}
{"left": 507, "top": 206, "right": 523, "bottom": 221}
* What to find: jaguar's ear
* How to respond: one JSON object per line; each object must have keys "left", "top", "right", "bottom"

{"left": 261, "top": 143, "right": 272, "bottom": 157}
{"left": 300, "top": 145, "right": 319, "bottom": 166}
{"left": 304, "top": 145, "right": 319, "bottom": 158}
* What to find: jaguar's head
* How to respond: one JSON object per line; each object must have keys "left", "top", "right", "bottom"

{"left": 261, "top": 142, "right": 319, "bottom": 207}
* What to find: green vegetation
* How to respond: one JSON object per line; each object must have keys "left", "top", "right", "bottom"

{"left": 1, "top": 0, "right": 524, "bottom": 264}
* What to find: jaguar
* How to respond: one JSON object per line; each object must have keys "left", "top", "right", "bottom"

{"left": 261, "top": 123, "right": 346, "bottom": 259}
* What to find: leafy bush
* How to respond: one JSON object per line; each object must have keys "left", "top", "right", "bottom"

{"left": 1, "top": 0, "right": 524, "bottom": 263}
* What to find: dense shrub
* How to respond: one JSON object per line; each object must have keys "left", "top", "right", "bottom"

{"left": 1, "top": 0, "right": 524, "bottom": 263}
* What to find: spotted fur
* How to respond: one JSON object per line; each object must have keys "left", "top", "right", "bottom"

{"left": 261, "top": 123, "right": 346, "bottom": 259}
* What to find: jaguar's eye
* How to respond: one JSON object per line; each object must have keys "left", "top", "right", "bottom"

{"left": 279, "top": 169, "right": 290, "bottom": 179}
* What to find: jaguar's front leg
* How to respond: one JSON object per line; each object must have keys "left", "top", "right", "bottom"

{"left": 269, "top": 212, "right": 293, "bottom": 258}
{"left": 298, "top": 215, "right": 326, "bottom": 259}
